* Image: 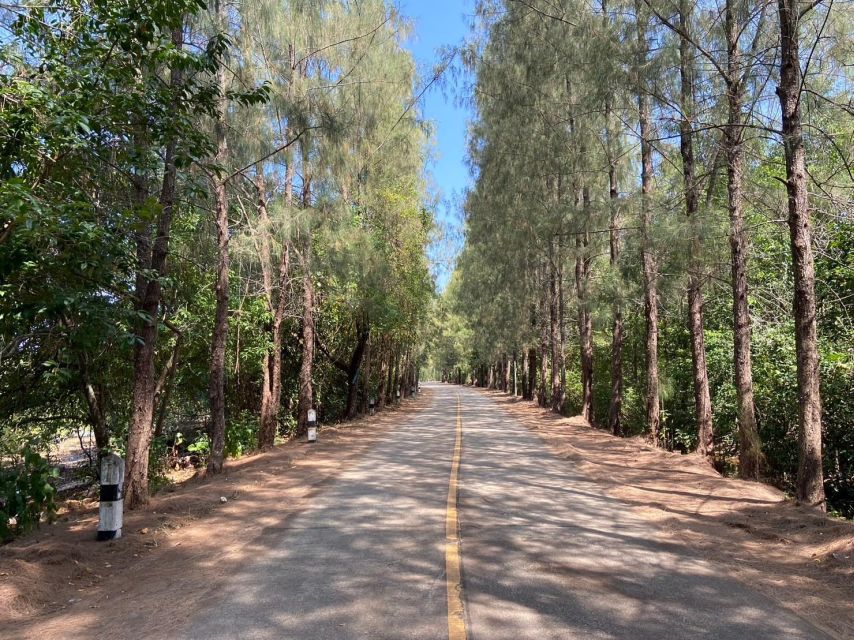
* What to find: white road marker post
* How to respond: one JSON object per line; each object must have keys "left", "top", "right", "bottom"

{"left": 369, "top": 397, "right": 375, "bottom": 416}
{"left": 97, "top": 453, "right": 124, "bottom": 541}
{"left": 307, "top": 409, "right": 318, "bottom": 443}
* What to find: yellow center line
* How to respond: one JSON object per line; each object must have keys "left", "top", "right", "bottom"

{"left": 446, "top": 393, "right": 467, "bottom": 640}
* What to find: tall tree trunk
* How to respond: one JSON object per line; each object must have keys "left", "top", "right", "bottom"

{"left": 777, "top": 0, "right": 824, "bottom": 509}
{"left": 257, "top": 165, "right": 291, "bottom": 448}
{"left": 726, "top": 0, "right": 763, "bottom": 478}
{"left": 558, "top": 251, "right": 567, "bottom": 408}
{"left": 680, "top": 0, "right": 714, "bottom": 460}
{"left": 605, "top": 64, "right": 623, "bottom": 436}
{"left": 377, "top": 341, "right": 389, "bottom": 410}
{"left": 79, "top": 359, "right": 108, "bottom": 452}
{"left": 607, "top": 173, "right": 623, "bottom": 435}
{"left": 636, "top": 3, "right": 661, "bottom": 445}
{"left": 538, "top": 279, "right": 549, "bottom": 407}
{"left": 360, "top": 335, "right": 372, "bottom": 414}
{"left": 527, "top": 347, "right": 536, "bottom": 401}
{"left": 208, "top": 0, "right": 230, "bottom": 473}
{"left": 153, "top": 330, "right": 182, "bottom": 439}
{"left": 577, "top": 187, "right": 594, "bottom": 424}
{"left": 391, "top": 354, "right": 400, "bottom": 402}
{"left": 296, "top": 166, "right": 314, "bottom": 436}
{"left": 125, "top": 27, "right": 183, "bottom": 508}
{"left": 549, "top": 247, "right": 563, "bottom": 413}
{"left": 345, "top": 326, "right": 370, "bottom": 419}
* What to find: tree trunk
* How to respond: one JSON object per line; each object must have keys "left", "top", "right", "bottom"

{"left": 549, "top": 248, "right": 563, "bottom": 413}
{"left": 296, "top": 168, "right": 314, "bottom": 436}
{"left": 726, "top": 0, "right": 763, "bottom": 478}
{"left": 391, "top": 354, "right": 400, "bottom": 402}
{"left": 208, "top": 0, "right": 230, "bottom": 473}
{"left": 153, "top": 331, "right": 182, "bottom": 439}
{"left": 360, "top": 335, "right": 372, "bottom": 414}
{"left": 377, "top": 342, "right": 389, "bottom": 410}
{"left": 577, "top": 188, "right": 594, "bottom": 424}
{"left": 345, "top": 326, "right": 370, "bottom": 419}
{"left": 608, "top": 153, "right": 623, "bottom": 436}
{"left": 538, "top": 280, "right": 549, "bottom": 407}
{"left": 636, "top": 3, "right": 661, "bottom": 445}
{"left": 125, "top": 27, "right": 184, "bottom": 509}
{"left": 680, "top": 0, "right": 714, "bottom": 460}
{"left": 605, "top": 70, "right": 623, "bottom": 436}
{"left": 777, "top": 0, "right": 824, "bottom": 509}
{"left": 527, "top": 347, "right": 537, "bottom": 401}
{"left": 257, "top": 165, "right": 291, "bottom": 448}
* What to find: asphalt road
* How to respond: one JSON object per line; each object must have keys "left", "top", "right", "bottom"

{"left": 183, "top": 383, "right": 829, "bottom": 640}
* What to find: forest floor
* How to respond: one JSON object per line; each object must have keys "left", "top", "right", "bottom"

{"left": 2, "top": 386, "right": 853, "bottom": 639}
{"left": 488, "top": 389, "right": 854, "bottom": 639}
{"left": 0, "top": 392, "right": 431, "bottom": 640}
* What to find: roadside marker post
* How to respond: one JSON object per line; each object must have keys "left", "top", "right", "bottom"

{"left": 307, "top": 409, "right": 318, "bottom": 443}
{"left": 369, "top": 398, "right": 375, "bottom": 416}
{"left": 97, "top": 453, "right": 124, "bottom": 541}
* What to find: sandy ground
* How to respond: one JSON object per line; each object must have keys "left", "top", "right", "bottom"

{"left": 484, "top": 388, "right": 854, "bottom": 640}
{"left": 0, "top": 393, "right": 431, "bottom": 640}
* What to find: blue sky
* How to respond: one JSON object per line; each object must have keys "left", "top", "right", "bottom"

{"left": 398, "top": 0, "right": 475, "bottom": 291}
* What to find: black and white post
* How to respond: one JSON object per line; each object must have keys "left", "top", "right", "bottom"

{"left": 97, "top": 453, "right": 124, "bottom": 541}
{"left": 369, "top": 397, "right": 375, "bottom": 416}
{"left": 307, "top": 409, "right": 317, "bottom": 443}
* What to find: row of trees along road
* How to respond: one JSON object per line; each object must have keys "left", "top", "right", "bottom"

{"left": 0, "top": 0, "right": 434, "bottom": 531}
{"left": 428, "top": 0, "right": 854, "bottom": 516}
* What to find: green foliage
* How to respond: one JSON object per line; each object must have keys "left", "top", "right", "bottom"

{"left": 0, "top": 444, "right": 58, "bottom": 541}
{"left": 225, "top": 413, "right": 259, "bottom": 458}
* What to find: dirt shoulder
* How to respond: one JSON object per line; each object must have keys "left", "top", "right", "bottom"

{"left": 480, "top": 387, "right": 854, "bottom": 640}
{"left": 0, "top": 391, "right": 432, "bottom": 640}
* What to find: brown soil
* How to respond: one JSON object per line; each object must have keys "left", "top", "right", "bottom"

{"left": 484, "top": 388, "right": 854, "bottom": 640}
{"left": 0, "top": 392, "right": 431, "bottom": 640}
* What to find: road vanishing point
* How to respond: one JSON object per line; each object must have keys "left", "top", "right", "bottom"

{"left": 184, "top": 383, "right": 830, "bottom": 640}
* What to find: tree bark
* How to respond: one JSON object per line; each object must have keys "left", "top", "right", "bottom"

{"left": 360, "top": 335, "right": 372, "bottom": 414}
{"left": 377, "top": 341, "right": 389, "bottom": 410}
{"left": 526, "top": 347, "right": 536, "bottom": 401}
{"left": 344, "top": 326, "right": 370, "bottom": 419}
{"left": 125, "top": 26, "right": 184, "bottom": 509}
{"left": 208, "top": 0, "right": 230, "bottom": 473}
{"left": 257, "top": 163, "right": 291, "bottom": 448}
{"left": 636, "top": 3, "right": 661, "bottom": 445}
{"left": 538, "top": 277, "right": 549, "bottom": 407}
{"left": 577, "top": 187, "right": 594, "bottom": 424}
{"left": 296, "top": 163, "right": 314, "bottom": 436}
{"left": 605, "top": 64, "right": 623, "bottom": 436}
{"left": 680, "top": 0, "right": 714, "bottom": 460}
{"left": 777, "top": 0, "right": 824, "bottom": 509}
{"left": 549, "top": 245, "right": 564, "bottom": 413}
{"left": 726, "top": 0, "right": 763, "bottom": 478}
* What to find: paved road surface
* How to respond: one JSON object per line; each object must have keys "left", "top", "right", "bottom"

{"left": 184, "top": 384, "right": 828, "bottom": 639}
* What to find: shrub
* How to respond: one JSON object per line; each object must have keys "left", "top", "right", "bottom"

{"left": 0, "top": 444, "right": 58, "bottom": 541}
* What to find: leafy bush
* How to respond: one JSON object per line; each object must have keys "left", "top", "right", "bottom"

{"left": 225, "top": 412, "right": 258, "bottom": 458}
{"left": 0, "top": 444, "right": 58, "bottom": 541}
{"left": 187, "top": 433, "right": 211, "bottom": 461}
